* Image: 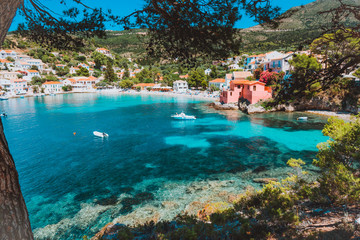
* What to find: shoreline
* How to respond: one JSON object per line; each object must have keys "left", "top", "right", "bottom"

{"left": 305, "top": 110, "right": 354, "bottom": 121}
{"left": 5, "top": 91, "right": 356, "bottom": 121}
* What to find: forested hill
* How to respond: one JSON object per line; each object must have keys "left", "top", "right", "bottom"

{"left": 245, "top": 0, "right": 360, "bottom": 32}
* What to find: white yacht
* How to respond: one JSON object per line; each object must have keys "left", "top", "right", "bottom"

{"left": 171, "top": 112, "right": 196, "bottom": 120}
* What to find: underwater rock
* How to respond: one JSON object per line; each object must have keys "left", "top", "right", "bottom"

{"left": 161, "top": 201, "right": 179, "bottom": 209}
{"left": 134, "top": 192, "right": 155, "bottom": 202}
{"left": 252, "top": 166, "right": 268, "bottom": 174}
{"left": 95, "top": 195, "right": 118, "bottom": 206}
{"left": 252, "top": 178, "right": 278, "bottom": 184}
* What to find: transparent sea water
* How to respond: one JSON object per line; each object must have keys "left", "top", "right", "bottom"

{"left": 1, "top": 93, "right": 329, "bottom": 239}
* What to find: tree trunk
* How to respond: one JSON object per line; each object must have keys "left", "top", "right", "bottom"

{"left": 0, "top": 0, "right": 33, "bottom": 239}
{"left": 0, "top": 0, "right": 23, "bottom": 44}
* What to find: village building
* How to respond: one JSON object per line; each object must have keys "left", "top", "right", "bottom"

{"left": 0, "top": 79, "right": 11, "bottom": 91}
{"left": 42, "top": 81, "right": 63, "bottom": 94}
{"left": 132, "top": 83, "right": 156, "bottom": 91}
{"left": 209, "top": 78, "right": 226, "bottom": 90}
{"left": 173, "top": 80, "right": 188, "bottom": 92}
{"left": 10, "top": 79, "right": 28, "bottom": 95}
{"left": 23, "top": 70, "right": 40, "bottom": 81}
{"left": 220, "top": 80, "right": 272, "bottom": 104}
{"left": 0, "top": 71, "right": 20, "bottom": 80}
{"left": 0, "top": 50, "right": 17, "bottom": 59}
{"left": 95, "top": 48, "right": 113, "bottom": 58}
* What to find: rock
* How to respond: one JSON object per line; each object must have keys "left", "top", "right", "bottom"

{"left": 247, "top": 104, "right": 268, "bottom": 114}
{"left": 253, "top": 178, "right": 278, "bottom": 184}
{"left": 210, "top": 102, "right": 239, "bottom": 110}
{"left": 161, "top": 201, "right": 179, "bottom": 209}
{"left": 134, "top": 192, "right": 154, "bottom": 201}
{"left": 252, "top": 166, "right": 268, "bottom": 174}
{"left": 184, "top": 201, "right": 205, "bottom": 215}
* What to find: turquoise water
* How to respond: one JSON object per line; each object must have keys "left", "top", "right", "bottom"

{"left": 1, "top": 93, "right": 329, "bottom": 239}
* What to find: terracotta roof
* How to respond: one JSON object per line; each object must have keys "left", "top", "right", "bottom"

{"left": 210, "top": 78, "right": 225, "bottom": 83}
{"left": 96, "top": 48, "right": 109, "bottom": 51}
{"left": 66, "top": 78, "right": 76, "bottom": 83}
{"left": 134, "top": 83, "right": 156, "bottom": 87}
{"left": 179, "top": 74, "right": 189, "bottom": 79}
{"left": 27, "top": 70, "right": 39, "bottom": 73}
{"left": 0, "top": 59, "right": 11, "bottom": 63}
{"left": 232, "top": 80, "right": 265, "bottom": 86}
{"left": 43, "top": 81, "right": 61, "bottom": 85}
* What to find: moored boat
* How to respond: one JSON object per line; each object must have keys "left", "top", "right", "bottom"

{"left": 171, "top": 112, "right": 196, "bottom": 120}
{"left": 297, "top": 117, "right": 308, "bottom": 121}
{"left": 93, "top": 131, "right": 109, "bottom": 138}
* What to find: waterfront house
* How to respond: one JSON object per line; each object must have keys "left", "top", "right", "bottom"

{"left": 42, "top": 81, "right": 63, "bottom": 94}
{"left": 220, "top": 80, "right": 272, "bottom": 104}
{"left": 10, "top": 79, "right": 28, "bottom": 95}
{"left": 62, "top": 78, "right": 76, "bottom": 86}
{"left": 173, "top": 80, "right": 188, "bottom": 92}
{"left": 209, "top": 78, "right": 226, "bottom": 90}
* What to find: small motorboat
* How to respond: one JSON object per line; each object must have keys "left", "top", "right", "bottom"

{"left": 93, "top": 131, "right": 109, "bottom": 138}
{"left": 171, "top": 112, "right": 196, "bottom": 120}
{"left": 297, "top": 117, "right": 308, "bottom": 121}
{"left": 0, "top": 96, "right": 8, "bottom": 100}
{"left": 0, "top": 113, "right": 7, "bottom": 117}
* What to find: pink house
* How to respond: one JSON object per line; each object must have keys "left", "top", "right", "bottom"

{"left": 220, "top": 80, "right": 272, "bottom": 104}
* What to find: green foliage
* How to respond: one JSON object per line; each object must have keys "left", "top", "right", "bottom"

{"left": 76, "top": 67, "right": 90, "bottom": 77}
{"left": 5, "top": 56, "right": 15, "bottom": 62}
{"left": 119, "top": 80, "right": 134, "bottom": 89}
{"left": 104, "top": 61, "right": 117, "bottom": 82}
{"left": 56, "top": 67, "right": 70, "bottom": 77}
{"left": 188, "top": 69, "right": 206, "bottom": 88}
{"left": 30, "top": 76, "right": 45, "bottom": 86}
{"left": 62, "top": 85, "right": 73, "bottom": 92}
{"left": 354, "top": 68, "right": 360, "bottom": 78}
{"left": 314, "top": 116, "right": 360, "bottom": 203}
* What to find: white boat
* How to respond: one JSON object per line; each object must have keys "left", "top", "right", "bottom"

{"left": 171, "top": 112, "right": 196, "bottom": 120}
{"left": 0, "top": 96, "right": 8, "bottom": 100}
{"left": 297, "top": 117, "right": 308, "bottom": 121}
{"left": 93, "top": 131, "right": 109, "bottom": 138}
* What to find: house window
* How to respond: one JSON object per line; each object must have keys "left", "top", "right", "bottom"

{"left": 237, "top": 85, "right": 240, "bottom": 89}
{"left": 253, "top": 86, "right": 256, "bottom": 91}
{"left": 230, "top": 92, "right": 232, "bottom": 96}
{"left": 248, "top": 86, "right": 250, "bottom": 89}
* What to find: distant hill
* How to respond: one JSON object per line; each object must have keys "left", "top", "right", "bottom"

{"left": 245, "top": 0, "right": 360, "bottom": 32}
{"left": 240, "top": 0, "right": 360, "bottom": 52}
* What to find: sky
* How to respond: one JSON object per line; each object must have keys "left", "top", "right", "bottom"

{"left": 9, "top": 0, "right": 316, "bottom": 31}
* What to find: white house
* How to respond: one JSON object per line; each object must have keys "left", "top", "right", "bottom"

{"left": 23, "top": 70, "right": 40, "bottom": 81}
{"left": 209, "top": 78, "right": 226, "bottom": 90}
{"left": 0, "top": 79, "right": 11, "bottom": 91}
{"left": 263, "top": 53, "right": 293, "bottom": 74}
{"left": 173, "top": 80, "right": 188, "bottom": 92}
{"left": 0, "top": 59, "right": 12, "bottom": 69}
{"left": 69, "top": 67, "right": 80, "bottom": 74}
{"left": 42, "top": 81, "right": 63, "bottom": 94}
{"left": 95, "top": 48, "right": 113, "bottom": 58}
{"left": 10, "top": 79, "right": 28, "bottom": 95}
{"left": 0, "top": 71, "right": 20, "bottom": 80}
{"left": 14, "top": 61, "right": 31, "bottom": 71}
{"left": 25, "top": 59, "right": 44, "bottom": 71}
{"left": 0, "top": 50, "right": 17, "bottom": 59}
{"left": 205, "top": 68, "right": 212, "bottom": 75}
